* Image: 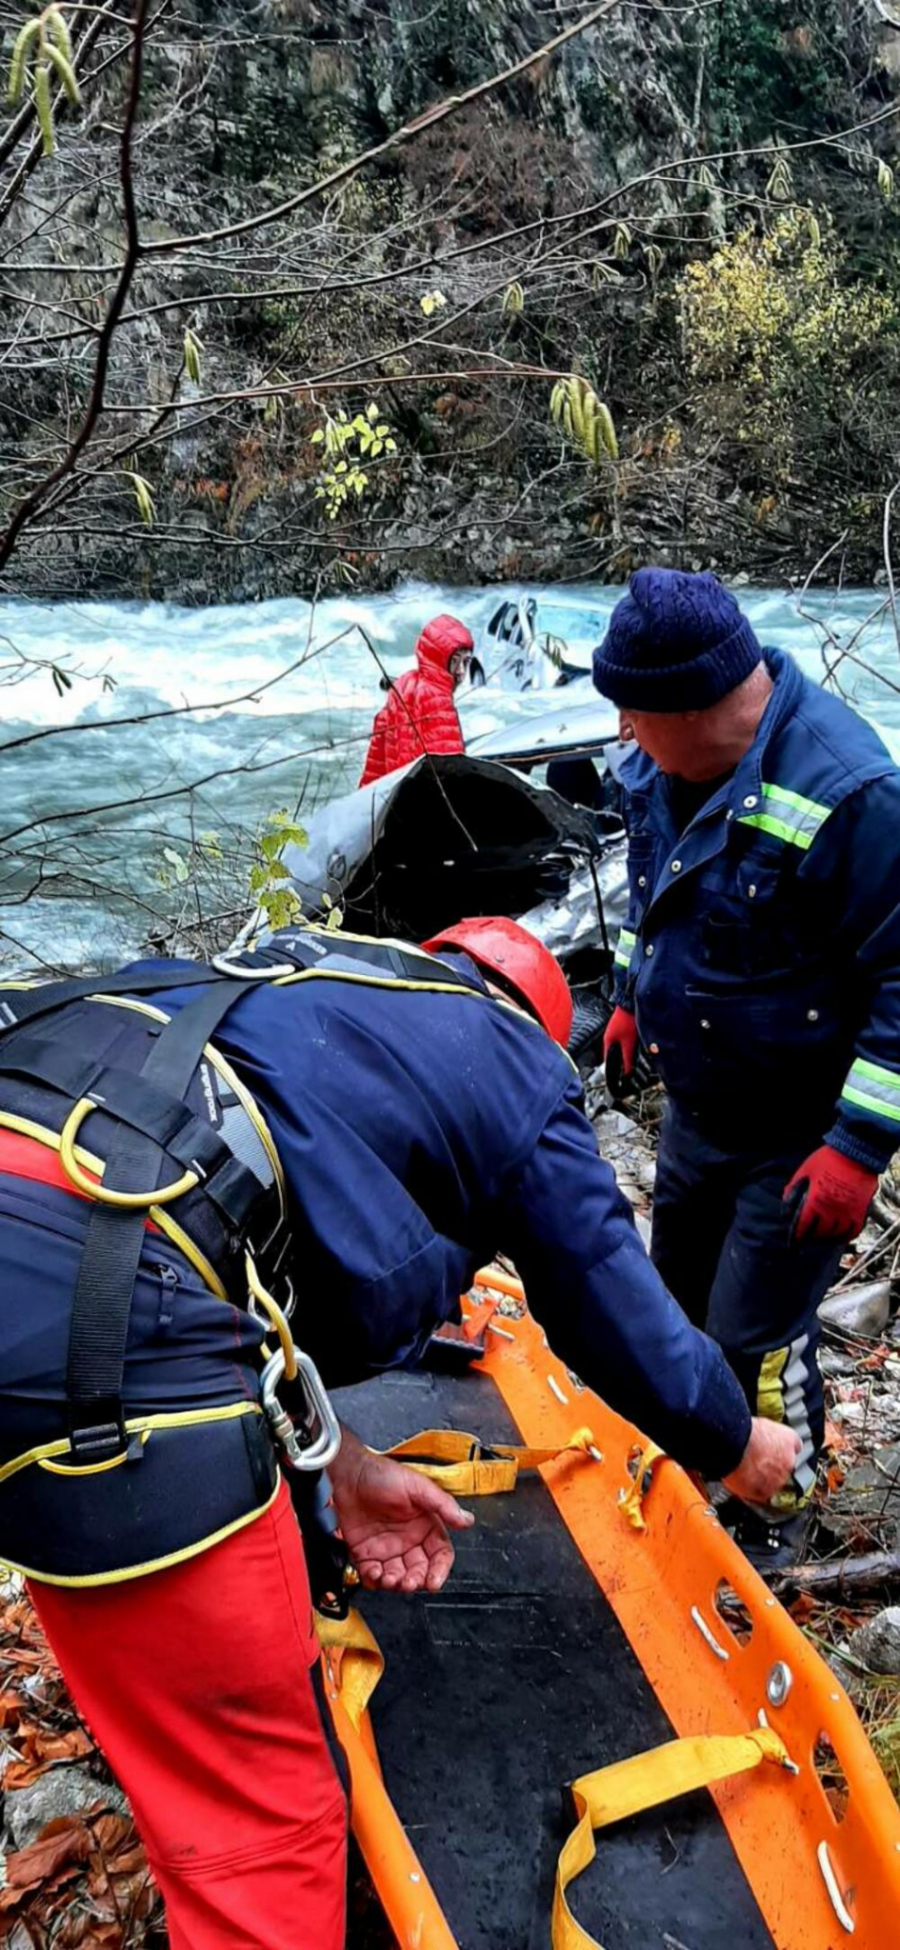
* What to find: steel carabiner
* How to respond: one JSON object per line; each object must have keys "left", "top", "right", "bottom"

{"left": 260, "top": 1343, "right": 341, "bottom": 1472}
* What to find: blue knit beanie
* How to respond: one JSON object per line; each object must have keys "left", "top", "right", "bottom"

{"left": 591, "top": 568, "right": 763, "bottom": 712}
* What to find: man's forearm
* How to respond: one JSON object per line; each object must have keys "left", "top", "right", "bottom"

{"left": 327, "top": 1421, "right": 366, "bottom": 1495}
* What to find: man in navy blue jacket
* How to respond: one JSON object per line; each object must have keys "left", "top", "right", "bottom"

{"left": 0, "top": 915, "right": 794, "bottom": 1947}
{"left": 594, "top": 567, "right": 900, "bottom": 1568}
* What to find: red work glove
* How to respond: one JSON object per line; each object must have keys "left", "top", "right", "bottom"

{"left": 783, "top": 1145, "right": 879, "bottom": 1244}
{"left": 603, "top": 1006, "right": 639, "bottom": 1082}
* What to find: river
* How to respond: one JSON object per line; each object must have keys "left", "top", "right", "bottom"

{"left": 2, "top": 580, "right": 899, "bottom": 971}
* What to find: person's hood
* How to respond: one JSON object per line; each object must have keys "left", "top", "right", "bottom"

{"left": 415, "top": 613, "right": 474, "bottom": 674}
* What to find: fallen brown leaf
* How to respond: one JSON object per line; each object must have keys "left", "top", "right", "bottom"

{"left": 85, "top": 1813, "right": 133, "bottom": 1856}
{"left": 5, "top": 1722, "right": 94, "bottom": 1787}
{"left": 0, "top": 1687, "right": 22, "bottom": 1725}
{"left": 0, "top": 1817, "right": 92, "bottom": 1908}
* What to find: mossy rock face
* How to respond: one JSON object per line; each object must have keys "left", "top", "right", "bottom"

{"left": 1, "top": 0, "right": 899, "bottom": 599}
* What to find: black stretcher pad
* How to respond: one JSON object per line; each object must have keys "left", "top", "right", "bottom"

{"left": 337, "top": 1367, "right": 775, "bottom": 1950}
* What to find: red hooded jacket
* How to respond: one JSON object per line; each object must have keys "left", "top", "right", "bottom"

{"left": 359, "top": 614, "right": 472, "bottom": 787}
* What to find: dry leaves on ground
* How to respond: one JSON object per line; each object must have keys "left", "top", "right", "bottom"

{"left": 0, "top": 1590, "right": 165, "bottom": 1946}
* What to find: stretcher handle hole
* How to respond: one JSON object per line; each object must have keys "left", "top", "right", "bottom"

{"left": 814, "top": 1730, "right": 850, "bottom": 1825}
{"left": 714, "top": 1579, "right": 755, "bottom": 1648}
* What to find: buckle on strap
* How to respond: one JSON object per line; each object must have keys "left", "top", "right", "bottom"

{"left": 68, "top": 1414, "right": 128, "bottom": 1463}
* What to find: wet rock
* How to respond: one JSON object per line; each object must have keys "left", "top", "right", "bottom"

{"left": 819, "top": 1347, "right": 858, "bottom": 1379}
{"left": 4, "top": 1764, "right": 127, "bottom": 1849}
{"left": 818, "top": 1280, "right": 892, "bottom": 1339}
{"left": 594, "top": 1109, "right": 640, "bottom": 1146}
{"left": 829, "top": 1400, "right": 866, "bottom": 1427}
{"left": 825, "top": 1441, "right": 900, "bottom": 1551}
{"left": 847, "top": 1607, "right": 900, "bottom": 1675}
{"left": 632, "top": 1154, "right": 657, "bottom": 1195}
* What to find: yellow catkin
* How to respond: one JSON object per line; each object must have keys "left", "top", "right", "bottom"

{"left": 594, "top": 400, "right": 619, "bottom": 462}
{"left": 568, "top": 378, "right": 587, "bottom": 444}
{"left": 183, "top": 329, "right": 201, "bottom": 383}
{"left": 44, "top": 41, "right": 80, "bottom": 106}
{"left": 8, "top": 18, "right": 41, "bottom": 105}
{"left": 34, "top": 64, "right": 55, "bottom": 156}
{"left": 47, "top": 7, "right": 74, "bottom": 65}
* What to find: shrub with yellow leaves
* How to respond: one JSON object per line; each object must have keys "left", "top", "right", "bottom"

{"left": 678, "top": 211, "right": 895, "bottom": 481}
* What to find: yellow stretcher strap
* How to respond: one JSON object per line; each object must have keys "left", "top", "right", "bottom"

{"left": 618, "top": 1440, "right": 666, "bottom": 1530}
{"left": 380, "top": 1426, "right": 597, "bottom": 1497}
{"left": 317, "top": 1606, "right": 384, "bottom": 1731}
{"left": 553, "top": 1726, "right": 790, "bottom": 1950}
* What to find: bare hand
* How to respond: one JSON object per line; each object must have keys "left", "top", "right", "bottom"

{"left": 722, "top": 1417, "right": 801, "bottom": 1508}
{"left": 330, "top": 1439, "right": 474, "bottom": 1595}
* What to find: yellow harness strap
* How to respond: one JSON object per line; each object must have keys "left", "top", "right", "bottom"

{"left": 553, "top": 1726, "right": 790, "bottom": 1949}
{"left": 380, "top": 1426, "right": 597, "bottom": 1497}
{"left": 317, "top": 1606, "right": 384, "bottom": 1732}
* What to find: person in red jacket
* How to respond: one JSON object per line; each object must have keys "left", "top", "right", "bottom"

{"left": 359, "top": 613, "right": 473, "bottom": 786}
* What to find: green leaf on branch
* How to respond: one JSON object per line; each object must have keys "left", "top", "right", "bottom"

{"left": 163, "top": 847, "right": 189, "bottom": 884}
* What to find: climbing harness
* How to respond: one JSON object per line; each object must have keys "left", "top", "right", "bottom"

{"left": 0, "top": 925, "right": 499, "bottom": 1586}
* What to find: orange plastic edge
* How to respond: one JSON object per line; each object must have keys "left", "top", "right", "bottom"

{"left": 323, "top": 1673, "right": 458, "bottom": 1949}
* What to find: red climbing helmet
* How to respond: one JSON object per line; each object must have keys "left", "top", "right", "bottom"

{"left": 422, "top": 916, "right": 573, "bottom": 1048}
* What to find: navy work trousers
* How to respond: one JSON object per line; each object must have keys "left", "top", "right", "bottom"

{"left": 650, "top": 1098, "right": 842, "bottom": 1511}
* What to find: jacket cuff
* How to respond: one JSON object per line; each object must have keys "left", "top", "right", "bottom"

{"left": 691, "top": 1390, "right": 751, "bottom": 1482}
{"left": 826, "top": 1115, "right": 894, "bottom": 1177}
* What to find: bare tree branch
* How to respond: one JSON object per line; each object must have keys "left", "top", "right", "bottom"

{"left": 0, "top": 0, "right": 149, "bottom": 571}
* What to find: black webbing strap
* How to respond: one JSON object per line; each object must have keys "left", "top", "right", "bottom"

{"left": 66, "top": 977, "right": 250, "bottom": 1459}
{"left": 0, "top": 1032, "right": 230, "bottom": 1173}
{"left": 0, "top": 964, "right": 221, "bottom": 1039}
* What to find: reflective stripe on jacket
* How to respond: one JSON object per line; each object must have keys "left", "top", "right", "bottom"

{"left": 613, "top": 648, "right": 900, "bottom": 1169}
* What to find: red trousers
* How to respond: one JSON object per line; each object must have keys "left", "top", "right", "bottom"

{"left": 30, "top": 1479, "right": 347, "bottom": 1949}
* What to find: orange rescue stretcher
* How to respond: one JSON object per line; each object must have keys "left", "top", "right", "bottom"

{"left": 321, "top": 1271, "right": 900, "bottom": 1950}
